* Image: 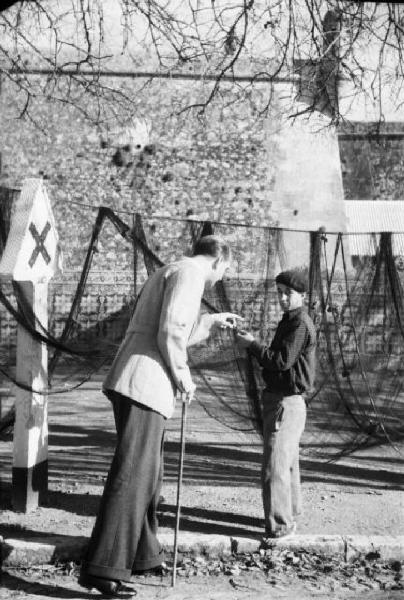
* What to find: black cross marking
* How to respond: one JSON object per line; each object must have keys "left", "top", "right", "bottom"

{"left": 28, "top": 221, "right": 51, "bottom": 268}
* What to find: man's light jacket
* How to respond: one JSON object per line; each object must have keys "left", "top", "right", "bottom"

{"left": 103, "top": 257, "right": 212, "bottom": 419}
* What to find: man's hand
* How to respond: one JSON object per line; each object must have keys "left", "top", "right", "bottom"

{"left": 212, "top": 312, "right": 244, "bottom": 330}
{"left": 235, "top": 329, "right": 255, "bottom": 348}
{"left": 183, "top": 382, "right": 196, "bottom": 404}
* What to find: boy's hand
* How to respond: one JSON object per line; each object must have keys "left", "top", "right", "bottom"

{"left": 235, "top": 329, "right": 255, "bottom": 348}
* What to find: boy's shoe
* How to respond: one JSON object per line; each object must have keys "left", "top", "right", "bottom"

{"left": 261, "top": 521, "right": 297, "bottom": 547}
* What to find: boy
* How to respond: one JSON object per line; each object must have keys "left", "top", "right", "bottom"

{"left": 236, "top": 269, "right": 316, "bottom": 540}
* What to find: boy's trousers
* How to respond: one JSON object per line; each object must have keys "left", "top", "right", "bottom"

{"left": 261, "top": 391, "right": 306, "bottom": 537}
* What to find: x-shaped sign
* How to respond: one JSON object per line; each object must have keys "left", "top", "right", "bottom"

{"left": 28, "top": 221, "right": 51, "bottom": 268}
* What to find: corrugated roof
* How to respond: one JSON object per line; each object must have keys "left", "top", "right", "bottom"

{"left": 344, "top": 200, "right": 404, "bottom": 256}
{"left": 345, "top": 200, "right": 404, "bottom": 232}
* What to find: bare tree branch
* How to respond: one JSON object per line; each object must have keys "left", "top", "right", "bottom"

{"left": 0, "top": 1, "right": 402, "bottom": 126}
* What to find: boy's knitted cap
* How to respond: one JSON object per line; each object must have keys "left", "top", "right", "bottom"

{"left": 275, "top": 270, "right": 307, "bottom": 293}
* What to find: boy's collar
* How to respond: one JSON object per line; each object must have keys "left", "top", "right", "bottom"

{"left": 282, "top": 307, "right": 303, "bottom": 319}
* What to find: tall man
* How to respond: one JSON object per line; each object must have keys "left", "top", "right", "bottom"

{"left": 236, "top": 270, "right": 316, "bottom": 541}
{"left": 80, "top": 235, "right": 241, "bottom": 595}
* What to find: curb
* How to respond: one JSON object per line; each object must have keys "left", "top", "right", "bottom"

{"left": 2, "top": 533, "right": 404, "bottom": 568}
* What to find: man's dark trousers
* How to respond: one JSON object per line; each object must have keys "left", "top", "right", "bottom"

{"left": 261, "top": 391, "right": 306, "bottom": 537}
{"left": 82, "top": 391, "right": 165, "bottom": 582}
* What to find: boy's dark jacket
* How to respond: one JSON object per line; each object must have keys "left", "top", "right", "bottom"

{"left": 249, "top": 307, "right": 316, "bottom": 395}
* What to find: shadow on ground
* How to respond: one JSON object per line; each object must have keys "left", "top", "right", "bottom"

{"left": 2, "top": 431, "right": 403, "bottom": 493}
{"left": 0, "top": 572, "right": 108, "bottom": 600}
{"left": 0, "top": 482, "right": 263, "bottom": 539}
{"left": 157, "top": 503, "right": 263, "bottom": 538}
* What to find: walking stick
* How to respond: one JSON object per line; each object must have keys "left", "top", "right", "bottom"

{"left": 172, "top": 392, "right": 188, "bottom": 587}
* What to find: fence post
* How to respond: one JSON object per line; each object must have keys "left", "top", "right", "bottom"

{"left": 0, "top": 178, "right": 62, "bottom": 512}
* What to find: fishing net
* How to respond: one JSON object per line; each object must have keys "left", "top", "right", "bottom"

{"left": 0, "top": 194, "right": 403, "bottom": 461}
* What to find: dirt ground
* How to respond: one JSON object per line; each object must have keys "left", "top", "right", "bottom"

{"left": 1, "top": 548, "right": 404, "bottom": 600}
{"left": 1, "top": 373, "right": 403, "bottom": 542}
{"left": 1, "top": 373, "right": 404, "bottom": 599}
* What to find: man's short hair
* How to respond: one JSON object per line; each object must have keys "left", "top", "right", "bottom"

{"left": 192, "top": 235, "right": 230, "bottom": 260}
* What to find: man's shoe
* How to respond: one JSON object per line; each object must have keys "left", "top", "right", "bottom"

{"left": 78, "top": 573, "right": 134, "bottom": 597}
{"left": 132, "top": 561, "right": 168, "bottom": 577}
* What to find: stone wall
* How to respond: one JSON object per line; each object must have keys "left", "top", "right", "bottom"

{"left": 1, "top": 76, "right": 403, "bottom": 273}
{"left": 0, "top": 76, "right": 278, "bottom": 273}
{"left": 1, "top": 76, "right": 404, "bottom": 370}
{"left": 339, "top": 122, "right": 404, "bottom": 200}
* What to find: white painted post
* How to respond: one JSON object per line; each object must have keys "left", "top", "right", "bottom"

{"left": 0, "top": 178, "right": 62, "bottom": 512}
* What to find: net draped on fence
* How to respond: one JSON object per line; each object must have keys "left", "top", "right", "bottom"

{"left": 0, "top": 200, "right": 403, "bottom": 460}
